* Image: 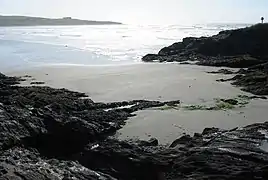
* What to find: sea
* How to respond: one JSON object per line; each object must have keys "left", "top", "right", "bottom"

{"left": 0, "top": 24, "right": 251, "bottom": 72}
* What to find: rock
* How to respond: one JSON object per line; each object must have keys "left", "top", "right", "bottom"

{"left": 138, "top": 138, "right": 159, "bottom": 147}
{"left": 142, "top": 54, "right": 161, "bottom": 62}
{"left": 202, "top": 127, "right": 219, "bottom": 135}
{"left": 207, "top": 69, "right": 235, "bottom": 74}
{"left": 197, "top": 55, "right": 266, "bottom": 68}
{"left": 30, "top": 81, "right": 45, "bottom": 85}
{"left": 249, "top": 62, "right": 268, "bottom": 71}
{"left": 147, "top": 138, "right": 159, "bottom": 146}
{"left": 194, "top": 133, "right": 202, "bottom": 138}
{"left": 76, "top": 139, "right": 169, "bottom": 180}
{"left": 249, "top": 96, "right": 267, "bottom": 100}
{"left": 0, "top": 148, "right": 117, "bottom": 180}
{"left": 197, "top": 24, "right": 268, "bottom": 57}
{"left": 237, "top": 68, "right": 248, "bottom": 74}
{"left": 165, "top": 100, "right": 181, "bottom": 106}
{"left": 143, "top": 24, "right": 268, "bottom": 66}
{"left": 221, "top": 99, "right": 239, "bottom": 105}
{"left": 179, "top": 62, "right": 191, "bottom": 65}
{"left": 232, "top": 71, "right": 268, "bottom": 95}
{"left": 169, "top": 135, "right": 192, "bottom": 148}
{"left": 158, "top": 42, "right": 185, "bottom": 56}
{"left": 216, "top": 78, "right": 229, "bottom": 82}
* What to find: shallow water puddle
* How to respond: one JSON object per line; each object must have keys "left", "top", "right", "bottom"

{"left": 104, "top": 104, "right": 137, "bottom": 112}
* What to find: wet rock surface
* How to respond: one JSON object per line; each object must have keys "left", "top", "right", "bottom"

{"left": 207, "top": 69, "right": 235, "bottom": 75}
{"left": 214, "top": 63, "right": 268, "bottom": 95}
{"left": 142, "top": 24, "right": 268, "bottom": 95}
{"left": 1, "top": 73, "right": 268, "bottom": 179}
{"left": 30, "top": 81, "right": 45, "bottom": 85}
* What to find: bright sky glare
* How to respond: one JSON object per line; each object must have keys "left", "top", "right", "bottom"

{"left": 0, "top": 0, "right": 267, "bottom": 24}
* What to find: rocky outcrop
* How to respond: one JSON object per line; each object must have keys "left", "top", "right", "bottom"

{"left": 142, "top": 24, "right": 268, "bottom": 95}
{"left": 212, "top": 63, "right": 268, "bottom": 95}
{"left": 1, "top": 72, "right": 268, "bottom": 180}
{"left": 166, "top": 123, "right": 268, "bottom": 179}
{"left": 142, "top": 24, "right": 268, "bottom": 66}
{"left": 0, "top": 148, "right": 117, "bottom": 180}
{"left": 231, "top": 63, "right": 268, "bottom": 95}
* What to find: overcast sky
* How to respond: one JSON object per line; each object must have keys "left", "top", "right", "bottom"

{"left": 0, "top": 0, "right": 267, "bottom": 24}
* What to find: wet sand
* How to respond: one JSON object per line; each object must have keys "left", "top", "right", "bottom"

{"left": 7, "top": 63, "right": 268, "bottom": 144}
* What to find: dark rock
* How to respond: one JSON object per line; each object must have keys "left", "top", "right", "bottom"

{"left": 179, "top": 62, "right": 191, "bottom": 65}
{"left": 142, "top": 54, "right": 161, "bottom": 62}
{"left": 249, "top": 95, "right": 267, "bottom": 100}
{"left": 158, "top": 42, "right": 185, "bottom": 56}
{"left": 249, "top": 62, "right": 268, "bottom": 71}
{"left": 138, "top": 138, "right": 159, "bottom": 147}
{"left": 143, "top": 24, "right": 268, "bottom": 66}
{"left": 194, "top": 133, "right": 202, "bottom": 138}
{"left": 0, "top": 148, "right": 117, "bottom": 180}
{"left": 197, "top": 24, "right": 268, "bottom": 57}
{"left": 228, "top": 62, "right": 268, "bottom": 95}
{"left": 197, "top": 55, "right": 266, "bottom": 68}
{"left": 202, "top": 127, "right": 220, "bottom": 135}
{"left": 169, "top": 135, "right": 192, "bottom": 148}
{"left": 237, "top": 68, "right": 248, "bottom": 74}
{"left": 231, "top": 74, "right": 245, "bottom": 80}
{"left": 231, "top": 71, "right": 268, "bottom": 95}
{"left": 30, "top": 81, "right": 45, "bottom": 85}
{"left": 221, "top": 99, "right": 239, "bottom": 105}
{"left": 216, "top": 78, "right": 229, "bottom": 82}
{"left": 207, "top": 69, "right": 235, "bottom": 74}
{"left": 165, "top": 100, "right": 181, "bottom": 107}
{"left": 76, "top": 139, "right": 169, "bottom": 180}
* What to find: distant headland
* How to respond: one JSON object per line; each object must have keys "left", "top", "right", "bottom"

{"left": 0, "top": 15, "right": 122, "bottom": 26}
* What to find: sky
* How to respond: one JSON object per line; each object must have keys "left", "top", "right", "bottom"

{"left": 0, "top": 0, "right": 267, "bottom": 25}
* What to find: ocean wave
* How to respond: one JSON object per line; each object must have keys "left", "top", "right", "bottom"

{"left": 0, "top": 24, "right": 248, "bottom": 71}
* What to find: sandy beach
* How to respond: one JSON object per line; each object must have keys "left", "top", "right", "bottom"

{"left": 7, "top": 63, "right": 268, "bottom": 144}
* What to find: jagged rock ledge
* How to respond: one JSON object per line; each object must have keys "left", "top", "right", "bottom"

{"left": 142, "top": 24, "right": 268, "bottom": 95}
{"left": 1, "top": 73, "right": 268, "bottom": 180}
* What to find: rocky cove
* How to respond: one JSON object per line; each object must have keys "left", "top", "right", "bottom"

{"left": 143, "top": 23, "right": 268, "bottom": 96}
{"left": 1, "top": 24, "right": 268, "bottom": 180}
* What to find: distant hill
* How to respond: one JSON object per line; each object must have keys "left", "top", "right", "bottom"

{"left": 0, "top": 15, "right": 122, "bottom": 26}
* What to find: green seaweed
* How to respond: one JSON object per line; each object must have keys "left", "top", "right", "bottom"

{"left": 183, "top": 105, "right": 207, "bottom": 110}
{"left": 235, "top": 95, "right": 250, "bottom": 107}
{"left": 154, "top": 94, "right": 251, "bottom": 111}
{"left": 214, "top": 102, "right": 235, "bottom": 110}
{"left": 182, "top": 102, "right": 235, "bottom": 111}
{"left": 154, "top": 104, "right": 180, "bottom": 110}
